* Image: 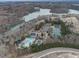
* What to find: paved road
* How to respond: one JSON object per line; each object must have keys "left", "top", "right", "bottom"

{"left": 22, "top": 48, "right": 79, "bottom": 58}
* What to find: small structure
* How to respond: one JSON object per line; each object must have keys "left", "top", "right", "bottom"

{"left": 30, "top": 32, "right": 37, "bottom": 38}
{"left": 30, "top": 31, "right": 48, "bottom": 40}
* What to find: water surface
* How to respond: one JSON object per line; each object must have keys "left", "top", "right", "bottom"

{"left": 23, "top": 9, "right": 52, "bottom": 22}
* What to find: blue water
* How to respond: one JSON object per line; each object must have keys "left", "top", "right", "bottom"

{"left": 18, "top": 37, "right": 35, "bottom": 48}
{"left": 22, "top": 8, "right": 79, "bottom": 23}
{"left": 68, "top": 9, "right": 79, "bottom": 14}
{"left": 22, "top": 8, "right": 52, "bottom": 22}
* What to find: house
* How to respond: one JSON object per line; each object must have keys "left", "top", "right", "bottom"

{"left": 17, "top": 31, "right": 48, "bottom": 49}
{"left": 30, "top": 32, "right": 38, "bottom": 38}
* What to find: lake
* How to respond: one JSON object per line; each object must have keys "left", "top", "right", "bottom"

{"left": 22, "top": 8, "right": 79, "bottom": 22}
{"left": 68, "top": 9, "right": 79, "bottom": 14}
{"left": 22, "top": 8, "right": 52, "bottom": 22}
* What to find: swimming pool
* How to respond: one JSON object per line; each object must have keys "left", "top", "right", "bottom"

{"left": 18, "top": 37, "right": 35, "bottom": 48}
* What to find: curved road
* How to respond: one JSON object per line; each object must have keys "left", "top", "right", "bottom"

{"left": 22, "top": 48, "right": 79, "bottom": 58}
